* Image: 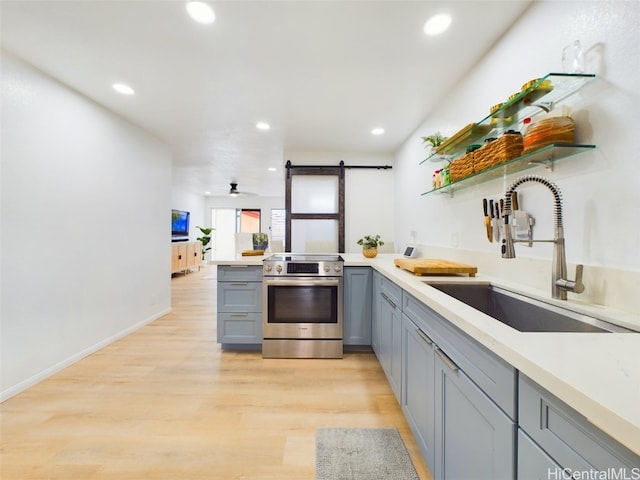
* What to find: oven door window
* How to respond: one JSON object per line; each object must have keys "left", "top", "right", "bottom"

{"left": 268, "top": 285, "right": 337, "bottom": 324}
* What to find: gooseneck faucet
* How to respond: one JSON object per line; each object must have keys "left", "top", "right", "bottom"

{"left": 502, "top": 175, "right": 584, "bottom": 300}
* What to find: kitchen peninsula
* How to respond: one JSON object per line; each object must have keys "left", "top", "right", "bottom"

{"left": 210, "top": 252, "right": 640, "bottom": 468}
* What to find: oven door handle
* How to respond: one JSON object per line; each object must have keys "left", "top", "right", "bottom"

{"left": 264, "top": 279, "right": 340, "bottom": 287}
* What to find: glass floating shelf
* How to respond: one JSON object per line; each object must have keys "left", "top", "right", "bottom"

{"left": 420, "top": 73, "right": 596, "bottom": 165}
{"left": 422, "top": 144, "right": 596, "bottom": 196}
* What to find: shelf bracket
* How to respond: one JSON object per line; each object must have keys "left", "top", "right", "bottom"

{"left": 531, "top": 101, "right": 553, "bottom": 113}
{"left": 528, "top": 156, "right": 555, "bottom": 172}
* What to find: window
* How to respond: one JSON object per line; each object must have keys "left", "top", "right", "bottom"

{"left": 238, "top": 209, "right": 260, "bottom": 233}
{"left": 270, "top": 209, "right": 286, "bottom": 243}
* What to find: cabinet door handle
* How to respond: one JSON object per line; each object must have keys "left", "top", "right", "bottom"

{"left": 380, "top": 292, "right": 397, "bottom": 309}
{"left": 415, "top": 328, "right": 434, "bottom": 345}
{"left": 231, "top": 312, "right": 249, "bottom": 317}
{"left": 231, "top": 282, "right": 249, "bottom": 286}
{"left": 435, "top": 347, "right": 460, "bottom": 372}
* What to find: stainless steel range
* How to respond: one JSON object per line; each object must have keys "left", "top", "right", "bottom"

{"left": 262, "top": 254, "right": 344, "bottom": 359}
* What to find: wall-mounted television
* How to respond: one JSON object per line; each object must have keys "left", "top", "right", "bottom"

{"left": 171, "top": 209, "right": 190, "bottom": 242}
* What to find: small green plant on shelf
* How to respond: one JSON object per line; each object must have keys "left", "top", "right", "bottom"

{"left": 196, "top": 226, "right": 214, "bottom": 260}
{"left": 421, "top": 132, "right": 446, "bottom": 148}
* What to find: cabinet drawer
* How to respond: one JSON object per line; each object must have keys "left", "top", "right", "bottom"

{"left": 217, "top": 282, "right": 262, "bottom": 312}
{"left": 217, "top": 312, "right": 262, "bottom": 344}
{"left": 217, "top": 265, "right": 263, "bottom": 282}
{"left": 519, "top": 374, "right": 640, "bottom": 469}
{"left": 403, "top": 292, "right": 517, "bottom": 419}
{"left": 380, "top": 275, "right": 402, "bottom": 307}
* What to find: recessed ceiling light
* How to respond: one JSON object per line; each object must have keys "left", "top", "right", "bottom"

{"left": 112, "top": 83, "right": 135, "bottom": 95}
{"left": 256, "top": 122, "right": 270, "bottom": 130}
{"left": 204, "top": 191, "right": 211, "bottom": 195}
{"left": 186, "top": 1, "right": 215, "bottom": 25}
{"left": 371, "top": 128, "right": 385, "bottom": 136}
{"left": 268, "top": 167, "right": 277, "bottom": 172}
{"left": 423, "top": 14, "right": 452, "bottom": 36}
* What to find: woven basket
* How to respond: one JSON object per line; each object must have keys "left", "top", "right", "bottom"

{"left": 449, "top": 151, "right": 476, "bottom": 182}
{"left": 473, "top": 133, "right": 524, "bottom": 172}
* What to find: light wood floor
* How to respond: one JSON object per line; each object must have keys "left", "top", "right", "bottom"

{"left": 1, "top": 266, "right": 432, "bottom": 480}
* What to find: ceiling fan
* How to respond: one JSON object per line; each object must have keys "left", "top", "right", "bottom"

{"left": 229, "top": 182, "right": 256, "bottom": 196}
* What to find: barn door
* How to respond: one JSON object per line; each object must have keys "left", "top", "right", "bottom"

{"left": 285, "top": 162, "right": 345, "bottom": 253}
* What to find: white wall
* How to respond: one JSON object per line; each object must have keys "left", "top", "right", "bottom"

{"left": 394, "top": 1, "right": 640, "bottom": 312}
{"left": 0, "top": 52, "right": 173, "bottom": 400}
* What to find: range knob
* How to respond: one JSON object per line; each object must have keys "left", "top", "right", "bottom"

{"left": 323, "top": 265, "right": 330, "bottom": 273}
{"left": 275, "top": 264, "right": 283, "bottom": 273}
{"left": 334, "top": 264, "right": 342, "bottom": 273}
{"left": 265, "top": 264, "right": 273, "bottom": 273}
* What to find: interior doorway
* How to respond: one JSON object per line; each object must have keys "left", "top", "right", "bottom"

{"left": 210, "top": 209, "right": 236, "bottom": 258}
{"left": 239, "top": 209, "right": 261, "bottom": 233}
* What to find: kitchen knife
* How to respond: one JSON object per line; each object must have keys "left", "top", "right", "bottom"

{"left": 489, "top": 200, "right": 497, "bottom": 242}
{"left": 499, "top": 198, "right": 505, "bottom": 240}
{"left": 483, "top": 198, "right": 492, "bottom": 243}
{"left": 493, "top": 199, "right": 501, "bottom": 242}
{"left": 511, "top": 191, "right": 519, "bottom": 211}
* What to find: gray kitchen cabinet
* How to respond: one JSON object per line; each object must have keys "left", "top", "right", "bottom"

{"left": 343, "top": 267, "right": 372, "bottom": 346}
{"left": 402, "top": 291, "right": 516, "bottom": 479}
{"left": 434, "top": 351, "right": 515, "bottom": 480}
{"left": 402, "top": 292, "right": 517, "bottom": 419}
{"left": 401, "top": 313, "right": 436, "bottom": 470}
{"left": 371, "top": 271, "right": 382, "bottom": 355}
{"left": 373, "top": 272, "right": 403, "bottom": 401}
{"left": 217, "top": 265, "right": 263, "bottom": 346}
{"left": 518, "top": 374, "right": 640, "bottom": 475}
{"left": 518, "top": 429, "right": 562, "bottom": 479}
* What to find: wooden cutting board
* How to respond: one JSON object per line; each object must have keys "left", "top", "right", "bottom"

{"left": 394, "top": 258, "right": 477, "bottom": 277}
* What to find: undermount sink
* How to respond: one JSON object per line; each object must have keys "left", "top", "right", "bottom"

{"left": 425, "top": 282, "right": 634, "bottom": 333}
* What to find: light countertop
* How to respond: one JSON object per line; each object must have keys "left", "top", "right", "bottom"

{"left": 209, "top": 253, "right": 268, "bottom": 266}
{"left": 209, "top": 252, "right": 640, "bottom": 455}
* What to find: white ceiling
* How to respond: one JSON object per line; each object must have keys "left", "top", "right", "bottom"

{"left": 1, "top": 0, "right": 532, "bottom": 197}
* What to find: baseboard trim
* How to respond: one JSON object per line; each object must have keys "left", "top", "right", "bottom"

{"left": 0, "top": 307, "right": 172, "bottom": 403}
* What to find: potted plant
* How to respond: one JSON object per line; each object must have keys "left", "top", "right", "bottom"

{"left": 196, "top": 226, "right": 214, "bottom": 261}
{"left": 252, "top": 233, "right": 269, "bottom": 251}
{"left": 357, "top": 234, "right": 384, "bottom": 258}
{"left": 421, "top": 132, "right": 446, "bottom": 154}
